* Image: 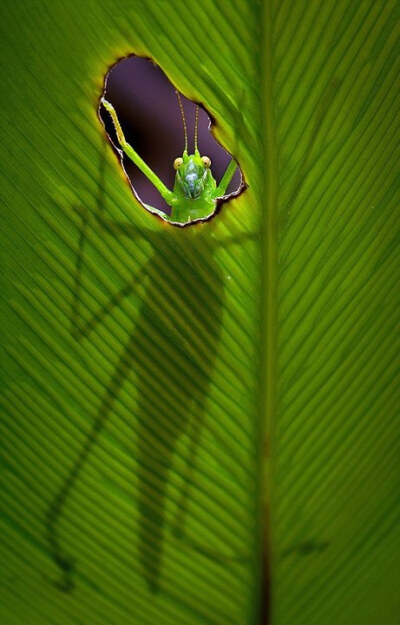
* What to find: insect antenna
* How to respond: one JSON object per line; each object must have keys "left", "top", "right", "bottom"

{"left": 194, "top": 105, "right": 199, "bottom": 153}
{"left": 176, "top": 90, "right": 188, "bottom": 153}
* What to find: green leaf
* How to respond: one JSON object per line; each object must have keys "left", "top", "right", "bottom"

{"left": 1, "top": 1, "right": 398, "bottom": 624}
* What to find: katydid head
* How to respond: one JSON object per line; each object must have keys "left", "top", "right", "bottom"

{"left": 174, "top": 91, "right": 213, "bottom": 199}
{"left": 173, "top": 150, "right": 212, "bottom": 199}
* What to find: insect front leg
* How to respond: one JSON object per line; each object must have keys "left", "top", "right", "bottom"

{"left": 101, "top": 98, "right": 174, "bottom": 206}
{"left": 214, "top": 158, "right": 238, "bottom": 197}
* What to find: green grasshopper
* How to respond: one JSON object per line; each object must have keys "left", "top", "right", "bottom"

{"left": 101, "top": 93, "right": 238, "bottom": 225}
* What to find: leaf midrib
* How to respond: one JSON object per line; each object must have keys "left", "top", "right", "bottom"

{"left": 258, "top": 1, "right": 279, "bottom": 623}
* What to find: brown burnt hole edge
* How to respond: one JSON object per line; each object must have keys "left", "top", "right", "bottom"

{"left": 97, "top": 53, "right": 248, "bottom": 228}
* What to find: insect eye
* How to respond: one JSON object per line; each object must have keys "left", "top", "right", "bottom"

{"left": 201, "top": 156, "right": 211, "bottom": 168}
{"left": 174, "top": 157, "right": 183, "bottom": 170}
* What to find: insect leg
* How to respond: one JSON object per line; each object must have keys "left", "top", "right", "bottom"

{"left": 101, "top": 98, "right": 174, "bottom": 205}
{"left": 214, "top": 158, "right": 238, "bottom": 197}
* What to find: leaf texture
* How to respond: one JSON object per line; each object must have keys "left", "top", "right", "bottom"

{"left": 0, "top": 1, "right": 399, "bottom": 624}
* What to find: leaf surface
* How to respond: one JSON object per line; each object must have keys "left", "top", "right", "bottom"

{"left": 0, "top": 1, "right": 399, "bottom": 624}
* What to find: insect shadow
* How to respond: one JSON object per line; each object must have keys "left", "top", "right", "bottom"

{"left": 46, "top": 144, "right": 253, "bottom": 593}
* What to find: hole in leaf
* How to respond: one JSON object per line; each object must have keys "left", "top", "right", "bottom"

{"left": 99, "top": 55, "right": 243, "bottom": 225}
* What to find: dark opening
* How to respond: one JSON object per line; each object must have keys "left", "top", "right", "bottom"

{"left": 99, "top": 56, "right": 242, "bottom": 220}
